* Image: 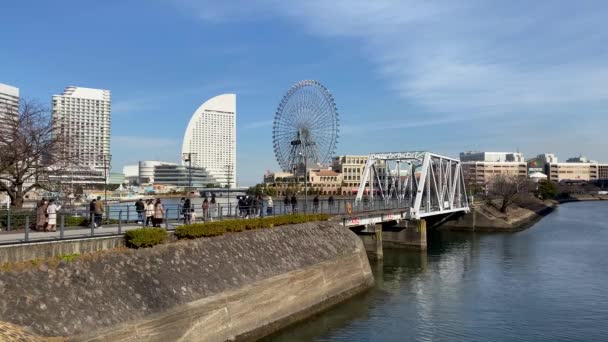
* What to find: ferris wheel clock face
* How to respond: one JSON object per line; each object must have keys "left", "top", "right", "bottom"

{"left": 272, "top": 80, "right": 340, "bottom": 172}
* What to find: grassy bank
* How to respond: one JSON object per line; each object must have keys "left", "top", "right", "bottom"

{"left": 440, "top": 195, "right": 558, "bottom": 232}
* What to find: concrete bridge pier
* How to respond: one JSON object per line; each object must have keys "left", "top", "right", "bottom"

{"left": 358, "top": 223, "right": 383, "bottom": 260}
{"left": 382, "top": 219, "right": 427, "bottom": 250}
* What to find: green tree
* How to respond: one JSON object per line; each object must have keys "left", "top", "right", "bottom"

{"left": 536, "top": 180, "right": 558, "bottom": 199}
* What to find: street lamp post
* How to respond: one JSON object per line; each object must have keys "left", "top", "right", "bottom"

{"left": 298, "top": 151, "right": 308, "bottom": 213}
{"left": 183, "top": 153, "right": 192, "bottom": 194}
{"left": 292, "top": 131, "right": 310, "bottom": 213}
{"left": 182, "top": 152, "right": 197, "bottom": 195}
{"left": 102, "top": 154, "right": 111, "bottom": 224}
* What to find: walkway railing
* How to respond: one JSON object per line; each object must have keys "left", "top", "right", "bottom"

{"left": 0, "top": 198, "right": 411, "bottom": 244}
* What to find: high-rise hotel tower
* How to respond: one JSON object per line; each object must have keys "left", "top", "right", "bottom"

{"left": 182, "top": 94, "right": 236, "bottom": 188}
{"left": 0, "top": 83, "right": 19, "bottom": 126}
{"left": 52, "top": 86, "right": 111, "bottom": 174}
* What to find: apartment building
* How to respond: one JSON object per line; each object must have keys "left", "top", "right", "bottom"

{"left": 0, "top": 83, "right": 19, "bottom": 134}
{"left": 52, "top": 86, "right": 111, "bottom": 174}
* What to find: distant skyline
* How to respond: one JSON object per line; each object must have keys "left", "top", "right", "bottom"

{"left": 2, "top": 1, "right": 608, "bottom": 185}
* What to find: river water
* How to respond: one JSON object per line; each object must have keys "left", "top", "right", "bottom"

{"left": 264, "top": 201, "right": 608, "bottom": 342}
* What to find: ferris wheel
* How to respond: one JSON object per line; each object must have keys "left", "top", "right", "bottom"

{"left": 272, "top": 80, "right": 339, "bottom": 172}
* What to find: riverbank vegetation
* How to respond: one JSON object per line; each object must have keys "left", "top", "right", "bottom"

{"left": 175, "top": 214, "right": 330, "bottom": 240}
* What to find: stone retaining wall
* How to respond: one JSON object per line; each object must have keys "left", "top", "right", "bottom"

{"left": 0, "top": 235, "right": 127, "bottom": 264}
{"left": 0, "top": 222, "right": 373, "bottom": 341}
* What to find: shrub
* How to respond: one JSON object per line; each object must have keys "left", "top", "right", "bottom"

{"left": 174, "top": 214, "right": 330, "bottom": 240}
{"left": 125, "top": 228, "right": 168, "bottom": 248}
{"left": 64, "top": 216, "right": 120, "bottom": 227}
{"left": 536, "top": 180, "right": 558, "bottom": 200}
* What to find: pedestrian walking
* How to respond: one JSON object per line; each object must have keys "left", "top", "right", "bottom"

{"left": 36, "top": 198, "right": 48, "bottom": 231}
{"left": 328, "top": 195, "right": 335, "bottom": 213}
{"left": 210, "top": 195, "right": 217, "bottom": 221}
{"left": 45, "top": 199, "right": 61, "bottom": 232}
{"left": 313, "top": 195, "right": 320, "bottom": 213}
{"left": 179, "top": 197, "right": 186, "bottom": 222}
{"left": 183, "top": 198, "right": 192, "bottom": 224}
{"left": 153, "top": 199, "right": 165, "bottom": 227}
{"left": 291, "top": 195, "right": 298, "bottom": 213}
{"left": 245, "top": 196, "right": 252, "bottom": 218}
{"left": 145, "top": 199, "right": 154, "bottom": 227}
{"left": 283, "top": 195, "right": 290, "bottom": 214}
{"left": 202, "top": 198, "right": 209, "bottom": 221}
{"left": 89, "top": 198, "right": 97, "bottom": 228}
{"left": 238, "top": 197, "right": 246, "bottom": 218}
{"left": 266, "top": 195, "right": 273, "bottom": 216}
{"left": 135, "top": 199, "right": 145, "bottom": 224}
{"left": 256, "top": 196, "right": 263, "bottom": 217}
{"left": 94, "top": 196, "right": 104, "bottom": 228}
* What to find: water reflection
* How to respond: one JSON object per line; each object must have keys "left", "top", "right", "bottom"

{"left": 265, "top": 202, "right": 608, "bottom": 342}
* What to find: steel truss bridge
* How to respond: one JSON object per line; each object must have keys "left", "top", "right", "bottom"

{"left": 354, "top": 151, "right": 470, "bottom": 220}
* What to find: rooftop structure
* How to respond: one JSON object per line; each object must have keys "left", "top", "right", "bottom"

{"left": 138, "top": 160, "right": 176, "bottom": 184}
{"left": 460, "top": 151, "right": 524, "bottom": 163}
{"left": 153, "top": 164, "right": 218, "bottom": 188}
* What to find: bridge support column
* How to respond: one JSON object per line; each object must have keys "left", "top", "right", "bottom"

{"left": 382, "top": 219, "right": 427, "bottom": 250}
{"left": 357, "top": 223, "right": 383, "bottom": 260}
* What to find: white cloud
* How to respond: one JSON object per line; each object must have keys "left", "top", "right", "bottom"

{"left": 341, "top": 117, "right": 466, "bottom": 135}
{"left": 175, "top": 0, "right": 608, "bottom": 120}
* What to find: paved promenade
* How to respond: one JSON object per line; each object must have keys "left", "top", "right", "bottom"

{"left": 0, "top": 223, "right": 181, "bottom": 245}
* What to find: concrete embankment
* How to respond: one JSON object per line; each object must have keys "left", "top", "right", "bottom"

{"left": 0, "top": 222, "right": 374, "bottom": 341}
{"left": 440, "top": 199, "right": 558, "bottom": 232}
{"left": 557, "top": 194, "right": 608, "bottom": 203}
{"left": 0, "top": 235, "right": 128, "bottom": 264}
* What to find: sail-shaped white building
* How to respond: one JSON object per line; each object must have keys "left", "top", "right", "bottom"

{"left": 182, "top": 94, "right": 236, "bottom": 188}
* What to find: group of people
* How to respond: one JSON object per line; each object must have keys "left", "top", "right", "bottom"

{"left": 237, "top": 195, "right": 274, "bottom": 218}
{"left": 179, "top": 196, "right": 217, "bottom": 223}
{"left": 282, "top": 195, "right": 335, "bottom": 213}
{"left": 134, "top": 198, "right": 165, "bottom": 227}
{"left": 88, "top": 196, "right": 105, "bottom": 228}
{"left": 35, "top": 198, "right": 61, "bottom": 232}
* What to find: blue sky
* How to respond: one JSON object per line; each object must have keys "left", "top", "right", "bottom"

{"left": 2, "top": 1, "right": 608, "bottom": 185}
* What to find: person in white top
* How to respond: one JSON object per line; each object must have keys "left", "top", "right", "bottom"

{"left": 45, "top": 199, "right": 61, "bottom": 232}
{"left": 266, "top": 195, "right": 273, "bottom": 216}
{"left": 145, "top": 200, "right": 155, "bottom": 227}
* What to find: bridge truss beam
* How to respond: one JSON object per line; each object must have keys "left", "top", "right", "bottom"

{"left": 355, "top": 152, "right": 470, "bottom": 219}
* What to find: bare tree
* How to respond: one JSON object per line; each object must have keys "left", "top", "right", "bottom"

{"left": 0, "top": 99, "right": 73, "bottom": 208}
{"left": 488, "top": 174, "right": 532, "bottom": 213}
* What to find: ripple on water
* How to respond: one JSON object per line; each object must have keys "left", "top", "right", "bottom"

{"left": 263, "top": 202, "right": 608, "bottom": 342}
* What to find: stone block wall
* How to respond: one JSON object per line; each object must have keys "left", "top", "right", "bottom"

{"left": 0, "top": 222, "right": 373, "bottom": 341}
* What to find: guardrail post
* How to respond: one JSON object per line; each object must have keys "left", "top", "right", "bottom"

{"left": 60, "top": 215, "right": 65, "bottom": 239}
{"left": 118, "top": 210, "right": 122, "bottom": 234}
{"left": 165, "top": 209, "right": 169, "bottom": 230}
{"left": 91, "top": 215, "right": 95, "bottom": 236}
{"left": 24, "top": 216, "right": 30, "bottom": 242}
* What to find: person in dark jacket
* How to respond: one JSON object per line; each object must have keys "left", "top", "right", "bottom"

{"left": 135, "top": 199, "right": 145, "bottom": 224}
{"left": 238, "top": 197, "right": 246, "bottom": 218}
{"left": 290, "top": 195, "right": 298, "bottom": 213}
{"left": 313, "top": 195, "right": 320, "bottom": 213}
{"left": 183, "top": 198, "right": 192, "bottom": 224}
{"left": 284, "top": 196, "right": 290, "bottom": 214}
{"left": 89, "top": 199, "right": 97, "bottom": 228}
